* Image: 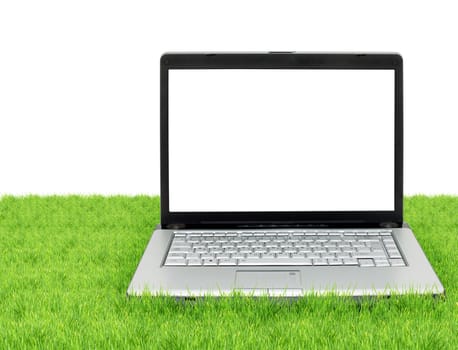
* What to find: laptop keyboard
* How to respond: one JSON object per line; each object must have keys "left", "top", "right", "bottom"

{"left": 164, "top": 230, "right": 406, "bottom": 267}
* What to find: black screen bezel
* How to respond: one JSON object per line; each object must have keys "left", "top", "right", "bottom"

{"left": 160, "top": 53, "right": 403, "bottom": 228}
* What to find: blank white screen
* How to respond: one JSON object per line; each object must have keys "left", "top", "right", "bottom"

{"left": 169, "top": 69, "right": 394, "bottom": 212}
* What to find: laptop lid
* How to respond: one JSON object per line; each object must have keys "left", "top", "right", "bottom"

{"left": 160, "top": 52, "right": 403, "bottom": 229}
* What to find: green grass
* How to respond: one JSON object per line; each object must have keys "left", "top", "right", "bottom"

{"left": 0, "top": 195, "right": 457, "bottom": 349}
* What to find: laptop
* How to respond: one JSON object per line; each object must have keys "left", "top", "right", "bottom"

{"left": 127, "top": 52, "right": 444, "bottom": 297}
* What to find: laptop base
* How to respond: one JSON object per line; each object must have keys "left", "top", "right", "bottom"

{"left": 127, "top": 226, "right": 444, "bottom": 298}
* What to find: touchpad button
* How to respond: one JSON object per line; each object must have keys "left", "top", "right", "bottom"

{"left": 235, "top": 270, "right": 301, "bottom": 289}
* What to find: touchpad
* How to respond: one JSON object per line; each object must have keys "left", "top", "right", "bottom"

{"left": 235, "top": 270, "right": 301, "bottom": 289}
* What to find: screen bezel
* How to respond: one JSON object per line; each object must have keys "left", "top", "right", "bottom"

{"left": 160, "top": 53, "right": 403, "bottom": 228}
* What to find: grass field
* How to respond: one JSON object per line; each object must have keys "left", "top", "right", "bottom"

{"left": 0, "top": 195, "right": 457, "bottom": 349}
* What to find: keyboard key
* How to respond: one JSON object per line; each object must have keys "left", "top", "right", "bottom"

{"left": 324, "top": 243, "right": 337, "bottom": 248}
{"left": 352, "top": 252, "right": 386, "bottom": 259}
{"left": 374, "top": 260, "right": 390, "bottom": 267}
{"left": 218, "top": 258, "right": 237, "bottom": 266}
{"left": 321, "top": 253, "right": 336, "bottom": 259}
{"left": 313, "top": 249, "right": 326, "bottom": 254}
{"left": 222, "top": 243, "right": 236, "bottom": 248}
{"left": 231, "top": 253, "right": 246, "bottom": 259}
{"left": 265, "top": 243, "right": 279, "bottom": 248}
{"left": 201, "top": 254, "right": 215, "bottom": 259}
{"left": 343, "top": 237, "right": 356, "bottom": 241}
{"left": 169, "top": 247, "right": 191, "bottom": 253}
{"left": 313, "top": 258, "right": 328, "bottom": 265}
{"left": 187, "top": 259, "right": 202, "bottom": 266}
{"left": 262, "top": 253, "right": 277, "bottom": 259}
{"left": 329, "top": 232, "right": 342, "bottom": 236}
{"left": 386, "top": 246, "right": 400, "bottom": 252}
{"left": 239, "top": 249, "right": 252, "bottom": 254}
{"left": 343, "top": 258, "right": 358, "bottom": 265}
{"left": 244, "top": 255, "right": 261, "bottom": 260}
{"left": 306, "top": 253, "right": 320, "bottom": 259}
{"left": 283, "top": 248, "right": 297, "bottom": 253}
{"left": 352, "top": 243, "right": 365, "bottom": 248}
{"left": 328, "top": 249, "right": 341, "bottom": 254}
{"left": 165, "top": 258, "right": 186, "bottom": 266}
{"left": 358, "top": 258, "right": 375, "bottom": 267}
{"left": 171, "top": 242, "right": 192, "bottom": 247}
{"left": 168, "top": 252, "right": 186, "bottom": 258}
{"left": 202, "top": 258, "right": 217, "bottom": 266}
{"left": 239, "top": 258, "right": 312, "bottom": 266}
{"left": 328, "top": 258, "right": 343, "bottom": 265}
{"left": 389, "top": 259, "right": 406, "bottom": 266}
{"left": 295, "top": 243, "right": 308, "bottom": 248}
{"left": 388, "top": 251, "right": 402, "bottom": 258}
{"left": 357, "top": 248, "right": 371, "bottom": 253}
{"left": 366, "top": 242, "right": 383, "bottom": 249}
{"left": 268, "top": 248, "right": 282, "bottom": 254}
{"left": 254, "top": 249, "right": 269, "bottom": 254}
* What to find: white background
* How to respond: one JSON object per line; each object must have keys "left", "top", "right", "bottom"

{"left": 169, "top": 69, "right": 394, "bottom": 211}
{"left": 0, "top": 0, "right": 457, "bottom": 195}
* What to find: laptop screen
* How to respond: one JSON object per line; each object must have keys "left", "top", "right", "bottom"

{"left": 168, "top": 69, "right": 394, "bottom": 212}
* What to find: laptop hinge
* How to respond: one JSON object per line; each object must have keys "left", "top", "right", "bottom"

{"left": 164, "top": 222, "right": 402, "bottom": 229}
{"left": 165, "top": 223, "right": 186, "bottom": 229}
{"left": 380, "top": 222, "right": 401, "bottom": 228}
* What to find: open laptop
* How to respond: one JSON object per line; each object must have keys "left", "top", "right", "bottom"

{"left": 127, "top": 52, "right": 444, "bottom": 297}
